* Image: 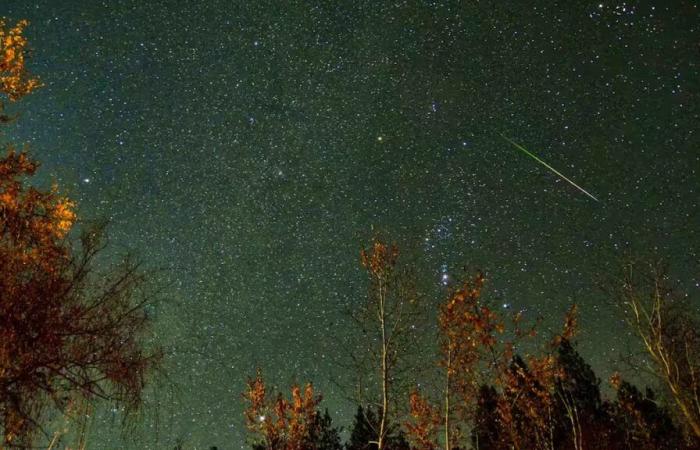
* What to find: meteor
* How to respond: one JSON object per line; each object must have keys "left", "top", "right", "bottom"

{"left": 500, "top": 134, "right": 600, "bottom": 202}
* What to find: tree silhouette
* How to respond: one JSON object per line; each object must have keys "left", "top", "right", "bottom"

{"left": 0, "top": 19, "right": 161, "bottom": 447}
{"left": 346, "top": 405, "right": 409, "bottom": 450}
{"left": 306, "top": 409, "right": 343, "bottom": 450}
{"left": 235, "top": 261, "right": 700, "bottom": 450}
{"left": 609, "top": 377, "right": 685, "bottom": 450}
{"left": 553, "top": 338, "right": 604, "bottom": 450}
{"left": 346, "top": 406, "right": 376, "bottom": 450}
{"left": 471, "top": 385, "right": 502, "bottom": 450}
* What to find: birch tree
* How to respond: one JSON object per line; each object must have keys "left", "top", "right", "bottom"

{"left": 352, "top": 238, "right": 423, "bottom": 450}
{"left": 613, "top": 259, "right": 700, "bottom": 439}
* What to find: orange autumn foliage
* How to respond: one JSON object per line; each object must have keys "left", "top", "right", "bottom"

{"left": 407, "top": 272, "right": 511, "bottom": 450}
{"left": 243, "top": 369, "right": 321, "bottom": 450}
{"left": 496, "top": 354, "right": 558, "bottom": 450}
{"left": 407, "top": 273, "right": 572, "bottom": 450}
{"left": 0, "top": 148, "right": 76, "bottom": 269}
{"left": 406, "top": 389, "right": 440, "bottom": 450}
{"left": 0, "top": 150, "right": 160, "bottom": 447}
{"left": 439, "top": 272, "right": 505, "bottom": 412}
{"left": 360, "top": 239, "right": 399, "bottom": 280}
{"left": 0, "top": 19, "right": 161, "bottom": 446}
{"left": 492, "top": 306, "right": 582, "bottom": 450}
{"left": 0, "top": 19, "right": 41, "bottom": 102}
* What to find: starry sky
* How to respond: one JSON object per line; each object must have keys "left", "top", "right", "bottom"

{"left": 2, "top": 1, "right": 699, "bottom": 448}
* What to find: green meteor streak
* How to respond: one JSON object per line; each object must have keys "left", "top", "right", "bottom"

{"left": 500, "top": 134, "right": 600, "bottom": 203}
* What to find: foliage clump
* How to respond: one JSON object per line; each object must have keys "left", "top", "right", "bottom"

{"left": 0, "top": 18, "right": 161, "bottom": 447}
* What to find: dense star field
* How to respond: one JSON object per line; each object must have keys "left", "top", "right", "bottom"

{"left": 1, "top": 1, "right": 698, "bottom": 448}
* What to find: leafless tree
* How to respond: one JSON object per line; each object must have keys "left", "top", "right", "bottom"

{"left": 612, "top": 258, "right": 700, "bottom": 438}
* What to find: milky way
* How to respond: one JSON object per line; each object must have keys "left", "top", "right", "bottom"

{"left": 2, "top": 1, "right": 698, "bottom": 448}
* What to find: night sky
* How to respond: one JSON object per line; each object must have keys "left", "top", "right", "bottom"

{"left": 2, "top": 1, "right": 699, "bottom": 448}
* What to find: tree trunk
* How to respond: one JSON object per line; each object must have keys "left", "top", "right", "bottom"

{"left": 378, "top": 276, "right": 388, "bottom": 450}
{"left": 444, "top": 346, "right": 451, "bottom": 450}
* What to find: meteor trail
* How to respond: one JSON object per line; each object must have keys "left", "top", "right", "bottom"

{"left": 500, "top": 134, "right": 600, "bottom": 202}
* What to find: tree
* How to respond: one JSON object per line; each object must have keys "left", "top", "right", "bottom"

{"left": 351, "top": 238, "right": 423, "bottom": 450}
{"left": 346, "top": 405, "right": 409, "bottom": 450}
{"left": 0, "top": 19, "right": 41, "bottom": 105}
{"left": 243, "top": 369, "right": 321, "bottom": 450}
{"left": 307, "top": 409, "right": 343, "bottom": 450}
{"left": 612, "top": 259, "right": 700, "bottom": 439}
{"left": 406, "top": 389, "right": 439, "bottom": 450}
{"left": 608, "top": 376, "right": 685, "bottom": 450}
{"left": 497, "top": 354, "right": 557, "bottom": 450}
{"left": 0, "top": 19, "right": 161, "bottom": 446}
{"left": 435, "top": 271, "right": 496, "bottom": 450}
{"left": 466, "top": 345, "right": 699, "bottom": 450}
{"left": 407, "top": 272, "right": 528, "bottom": 450}
{"left": 471, "top": 385, "right": 502, "bottom": 450}
{"left": 346, "top": 406, "right": 376, "bottom": 450}
{"left": 406, "top": 276, "right": 585, "bottom": 450}
{"left": 251, "top": 409, "right": 342, "bottom": 450}
{"left": 553, "top": 338, "right": 604, "bottom": 450}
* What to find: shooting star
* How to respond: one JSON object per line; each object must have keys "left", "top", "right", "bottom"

{"left": 500, "top": 134, "right": 600, "bottom": 202}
